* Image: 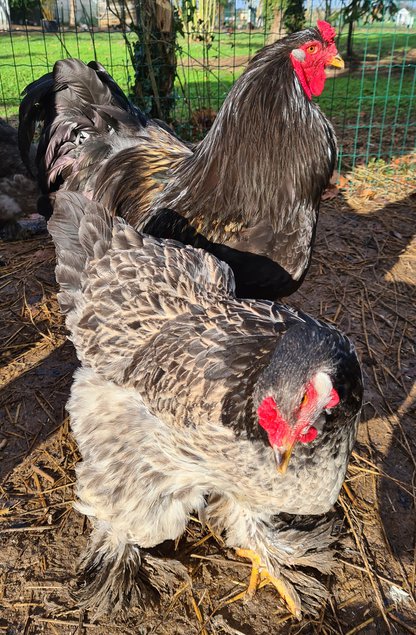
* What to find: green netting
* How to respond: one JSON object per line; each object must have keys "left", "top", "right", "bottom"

{"left": 0, "top": 0, "right": 414, "bottom": 171}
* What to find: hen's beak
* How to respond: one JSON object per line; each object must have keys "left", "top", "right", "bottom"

{"left": 328, "top": 54, "right": 344, "bottom": 69}
{"left": 273, "top": 441, "right": 296, "bottom": 475}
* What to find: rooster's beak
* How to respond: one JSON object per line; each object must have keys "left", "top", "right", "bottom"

{"left": 273, "top": 442, "right": 296, "bottom": 475}
{"left": 328, "top": 54, "right": 344, "bottom": 69}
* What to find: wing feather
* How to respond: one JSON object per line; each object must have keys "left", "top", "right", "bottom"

{"left": 49, "top": 192, "right": 303, "bottom": 428}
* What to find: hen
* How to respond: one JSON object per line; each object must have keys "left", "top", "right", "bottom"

{"left": 21, "top": 21, "right": 343, "bottom": 299}
{"left": 48, "top": 191, "right": 363, "bottom": 619}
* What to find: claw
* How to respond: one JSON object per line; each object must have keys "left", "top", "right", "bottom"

{"left": 226, "top": 548, "right": 301, "bottom": 618}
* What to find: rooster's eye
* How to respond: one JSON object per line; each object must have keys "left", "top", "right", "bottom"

{"left": 307, "top": 45, "right": 318, "bottom": 54}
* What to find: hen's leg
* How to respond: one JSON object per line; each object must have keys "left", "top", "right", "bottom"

{"left": 231, "top": 548, "right": 299, "bottom": 614}
{"left": 74, "top": 518, "right": 189, "bottom": 618}
{"left": 73, "top": 457, "right": 198, "bottom": 618}
{"left": 203, "top": 493, "right": 301, "bottom": 617}
{"left": 204, "top": 494, "right": 334, "bottom": 618}
{"left": 73, "top": 455, "right": 197, "bottom": 618}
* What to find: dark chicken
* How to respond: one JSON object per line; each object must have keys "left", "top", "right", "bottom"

{"left": 20, "top": 21, "right": 343, "bottom": 299}
{"left": 48, "top": 191, "right": 363, "bottom": 619}
{"left": 0, "top": 118, "right": 41, "bottom": 240}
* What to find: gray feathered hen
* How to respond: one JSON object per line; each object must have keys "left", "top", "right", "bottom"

{"left": 21, "top": 22, "right": 343, "bottom": 299}
{"left": 48, "top": 191, "right": 362, "bottom": 619}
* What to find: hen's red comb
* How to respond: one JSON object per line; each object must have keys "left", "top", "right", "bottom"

{"left": 317, "top": 20, "right": 336, "bottom": 44}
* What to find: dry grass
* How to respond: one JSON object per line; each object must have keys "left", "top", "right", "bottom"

{"left": 0, "top": 156, "right": 415, "bottom": 634}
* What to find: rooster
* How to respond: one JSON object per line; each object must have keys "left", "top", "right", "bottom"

{"left": 48, "top": 191, "right": 363, "bottom": 619}
{"left": 20, "top": 21, "right": 343, "bottom": 299}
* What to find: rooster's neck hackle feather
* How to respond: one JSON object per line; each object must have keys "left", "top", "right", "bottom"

{"left": 156, "top": 29, "right": 337, "bottom": 236}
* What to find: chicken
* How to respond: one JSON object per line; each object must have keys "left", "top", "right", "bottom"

{"left": 48, "top": 191, "right": 363, "bottom": 619}
{"left": 0, "top": 119, "right": 42, "bottom": 240}
{"left": 20, "top": 21, "right": 343, "bottom": 299}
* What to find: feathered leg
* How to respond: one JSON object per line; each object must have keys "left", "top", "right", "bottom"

{"left": 74, "top": 519, "right": 189, "bottom": 619}
{"left": 67, "top": 368, "right": 202, "bottom": 618}
{"left": 203, "top": 493, "right": 336, "bottom": 617}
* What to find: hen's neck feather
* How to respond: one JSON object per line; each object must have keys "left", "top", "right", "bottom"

{"left": 157, "top": 47, "right": 337, "bottom": 231}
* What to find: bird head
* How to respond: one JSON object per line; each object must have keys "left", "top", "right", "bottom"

{"left": 288, "top": 21, "right": 344, "bottom": 99}
{"left": 254, "top": 322, "right": 362, "bottom": 475}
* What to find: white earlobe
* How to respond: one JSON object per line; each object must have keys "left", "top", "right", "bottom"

{"left": 313, "top": 371, "right": 332, "bottom": 404}
{"left": 291, "top": 48, "right": 306, "bottom": 62}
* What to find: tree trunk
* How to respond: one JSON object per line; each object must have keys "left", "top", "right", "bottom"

{"left": 134, "top": 0, "right": 177, "bottom": 121}
{"left": 69, "top": 0, "right": 76, "bottom": 27}
{"left": 324, "top": 0, "right": 332, "bottom": 20}
{"left": 267, "top": 6, "right": 283, "bottom": 44}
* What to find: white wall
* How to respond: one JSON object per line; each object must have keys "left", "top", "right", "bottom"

{"left": 56, "top": 0, "right": 99, "bottom": 26}
{"left": 0, "top": 0, "right": 10, "bottom": 30}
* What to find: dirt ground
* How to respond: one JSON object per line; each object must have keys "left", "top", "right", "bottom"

{"left": 0, "top": 159, "right": 415, "bottom": 635}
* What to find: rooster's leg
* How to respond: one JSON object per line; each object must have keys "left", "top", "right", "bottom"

{"left": 226, "top": 548, "right": 299, "bottom": 617}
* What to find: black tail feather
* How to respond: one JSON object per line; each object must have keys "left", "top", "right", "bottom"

{"left": 18, "top": 59, "right": 147, "bottom": 195}
{"left": 87, "top": 60, "right": 147, "bottom": 125}
{"left": 18, "top": 72, "right": 54, "bottom": 175}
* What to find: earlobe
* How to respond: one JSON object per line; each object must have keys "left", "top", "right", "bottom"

{"left": 291, "top": 49, "right": 306, "bottom": 62}
{"left": 326, "top": 388, "right": 340, "bottom": 409}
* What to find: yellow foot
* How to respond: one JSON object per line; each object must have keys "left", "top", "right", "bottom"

{"left": 226, "top": 548, "right": 300, "bottom": 618}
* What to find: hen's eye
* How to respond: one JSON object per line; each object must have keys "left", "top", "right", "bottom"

{"left": 307, "top": 45, "right": 318, "bottom": 54}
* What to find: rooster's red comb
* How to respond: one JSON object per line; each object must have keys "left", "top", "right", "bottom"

{"left": 317, "top": 20, "right": 336, "bottom": 44}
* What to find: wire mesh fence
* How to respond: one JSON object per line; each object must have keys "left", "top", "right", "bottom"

{"left": 0, "top": 0, "right": 415, "bottom": 172}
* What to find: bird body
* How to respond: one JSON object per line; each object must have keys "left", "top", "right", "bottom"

{"left": 21, "top": 22, "right": 342, "bottom": 298}
{"left": 48, "top": 191, "right": 362, "bottom": 617}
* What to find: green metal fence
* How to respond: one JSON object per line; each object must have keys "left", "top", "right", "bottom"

{"left": 0, "top": 0, "right": 415, "bottom": 172}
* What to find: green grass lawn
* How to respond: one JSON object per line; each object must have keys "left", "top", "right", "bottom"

{"left": 0, "top": 31, "right": 136, "bottom": 115}
{"left": 0, "top": 24, "right": 414, "bottom": 164}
